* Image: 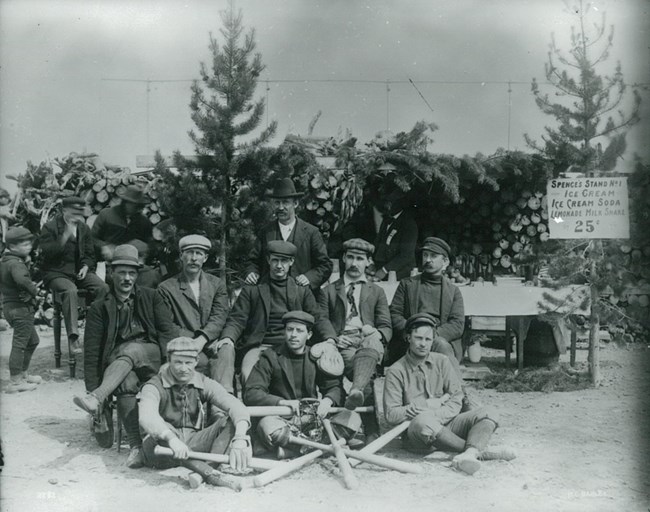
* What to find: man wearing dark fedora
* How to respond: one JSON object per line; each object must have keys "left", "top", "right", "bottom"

{"left": 73, "top": 244, "right": 178, "bottom": 468}
{"left": 91, "top": 184, "right": 153, "bottom": 263}
{"left": 244, "top": 178, "right": 332, "bottom": 292}
{"left": 318, "top": 238, "right": 392, "bottom": 443}
{"left": 388, "top": 237, "right": 465, "bottom": 372}
{"left": 40, "top": 196, "right": 109, "bottom": 353}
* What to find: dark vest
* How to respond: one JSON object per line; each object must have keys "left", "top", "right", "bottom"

{"left": 148, "top": 374, "right": 206, "bottom": 431}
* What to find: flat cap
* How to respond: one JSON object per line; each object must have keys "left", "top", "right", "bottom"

{"left": 282, "top": 310, "right": 315, "bottom": 328}
{"left": 343, "top": 238, "right": 375, "bottom": 256}
{"left": 110, "top": 244, "right": 142, "bottom": 268}
{"left": 405, "top": 313, "right": 440, "bottom": 333}
{"left": 166, "top": 336, "right": 199, "bottom": 357}
{"left": 5, "top": 226, "right": 34, "bottom": 245}
{"left": 267, "top": 240, "right": 297, "bottom": 258}
{"left": 179, "top": 234, "right": 211, "bottom": 252}
{"left": 61, "top": 196, "right": 87, "bottom": 211}
{"left": 419, "top": 237, "right": 452, "bottom": 258}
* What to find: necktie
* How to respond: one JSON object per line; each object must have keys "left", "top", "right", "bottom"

{"left": 346, "top": 283, "right": 359, "bottom": 321}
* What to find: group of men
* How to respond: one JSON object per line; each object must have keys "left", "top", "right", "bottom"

{"left": 1, "top": 178, "right": 512, "bottom": 491}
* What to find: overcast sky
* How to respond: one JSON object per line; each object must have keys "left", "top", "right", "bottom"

{"left": 1, "top": 0, "right": 648, "bottom": 192}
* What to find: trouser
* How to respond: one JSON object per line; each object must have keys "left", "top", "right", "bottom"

{"left": 406, "top": 406, "right": 499, "bottom": 453}
{"left": 5, "top": 304, "right": 40, "bottom": 376}
{"left": 141, "top": 415, "right": 235, "bottom": 469}
{"left": 196, "top": 344, "right": 236, "bottom": 393}
{"left": 240, "top": 344, "right": 273, "bottom": 384}
{"left": 48, "top": 273, "right": 109, "bottom": 338}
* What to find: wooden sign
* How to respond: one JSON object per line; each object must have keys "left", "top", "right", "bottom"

{"left": 547, "top": 177, "right": 630, "bottom": 239}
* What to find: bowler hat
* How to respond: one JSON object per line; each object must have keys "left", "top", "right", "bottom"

{"left": 267, "top": 178, "right": 302, "bottom": 199}
{"left": 282, "top": 310, "right": 315, "bottom": 328}
{"left": 167, "top": 337, "right": 200, "bottom": 357}
{"left": 418, "top": 237, "right": 452, "bottom": 259}
{"left": 110, "top": 244, "right": 142, "bottom": 268}
{"left": 117, "top": 184, "right": 149, "bottom": 204}
{"left": 405, "top": 313, "right": 440, "bottom": 333}
{"left": 5, "top": 226, "right": 34, "bottom": 245}
{"left": 61, "top": 196, "right": 87, "bottom": 212}
{"left": 267, "top": 240, "right": 297, "bottom": 258}
{"left": 179, "top": 234, "right": 211, "bottom": 252}
{"left": 343, "top": 238, "right": 375, "bottom": 256}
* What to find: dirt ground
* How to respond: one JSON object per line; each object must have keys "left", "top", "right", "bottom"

{"left": 1, "top": 326, "right": 649, "bottom": 512}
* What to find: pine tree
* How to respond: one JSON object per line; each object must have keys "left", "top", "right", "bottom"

{"left": 525, "top": 0, "right": 641, "bottom": 174}
{"left": 158, "top": 2, "right": 277, "bottom": 280}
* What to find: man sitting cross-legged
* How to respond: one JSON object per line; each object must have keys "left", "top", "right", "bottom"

{"left": 138, "top": 337, "right": 251, "bottom": 490}
{"left": 318, "top": 238, "right": 392, "bottom": 444}
{"left": 383, "top": 313, "right": 515, "bottom": 475}
{"left": 73, "top": 244, "right": 178, "bottom": 468}
{"left": 244, "top": 311, "right": 359, "bottom": 459}
{"left": 158, "top": 235, "right": 234, "bottom": 393}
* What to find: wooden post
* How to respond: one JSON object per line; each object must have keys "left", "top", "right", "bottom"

{"left": 588, "top": 241, "right": 601, "bottom": 386}
{"left": 504, "top": 321, "right": 511, "bottom": 367}
{"left": 569, "top": 318, "right": 577, "bottom": 367}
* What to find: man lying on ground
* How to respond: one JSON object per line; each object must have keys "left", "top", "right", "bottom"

{"left": 383, "top": 313, "right": 515, "bottom": 475}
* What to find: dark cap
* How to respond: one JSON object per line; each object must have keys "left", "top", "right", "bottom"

{"left": 282, "top": 310, "right": 315, "bottom": 329}
{"left": 61, "top": 196, "right": 87, "bottom": 211}
{"left": 343, "top": 238, "right": 375, "bottom": 256}
{"left": 117, "top": 184, "right": 149, "bottom": 204}
{"left": 267, "top": 240, "right": 297, "bottom": 258}
{"left": 405, "top": 313, "right": 440, "bottom": 333}
{"left": 5, "top": 227, "right": 34, "bottom": 245}
{"left": 110, "top": 244, "right": 142, "bottom": 268}
{"left": 419, "top": 237, "right": 451, "bottom": 258}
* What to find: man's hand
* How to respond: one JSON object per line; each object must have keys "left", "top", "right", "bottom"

{"left": 206, "top": 338, "right": 233, "bottom": 356}
{"left": 361, "top": 326, "right": 382, "bottom": 347}
{"left": 244, "top": 272, "right": 259, "bottom": 285}
{"left": 278, "top": 399, "right": 300, "bottom": 415}
{"left": 77, "top": 265, "right": 89, "bottom": 280}
{"left": 425, "top": 393, "right": 451, "bottom": 410}
{"left": 100, "top": 244, "right": 115, "bottom": 262}
{"left": 295, "top": 274, "right": 310, "bottom": 287}
{"left": 228, "top": 437, "right": 251, "bottom": 472}
{"left": 336, "top": 334, "right": 360, "bottom": 350}
{"left": 316, "top": 397, "right": 333, "bottom": 418}
{"left": 168, "top": 437, "right": 190, "bottom": 459}
{"left": 373, "top": 268, "right": 387, "bottom": 281}
{"left": 405, "top": 403, "right": 425, "bottom": 420}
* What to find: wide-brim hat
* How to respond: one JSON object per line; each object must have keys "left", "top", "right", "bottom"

{"left": 117, "top": 184, "right": 149, "bottom": 204}
{"left": 110, "top": 244, "right": 143, "bottom": 268}
{"left": 267, "top": 178, "right": 302, "bottom": 199}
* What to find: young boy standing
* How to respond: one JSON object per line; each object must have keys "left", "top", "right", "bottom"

{"left": 0, "top": 227, "right": 41, "bottom": 393}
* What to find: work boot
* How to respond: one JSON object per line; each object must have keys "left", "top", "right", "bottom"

{"left": 5, "top": 377, "right": 37, "bottom": 393}
{"left": 344, "top": 389, "right": 364, "bottom": 410}
{"left": 479, "top": 446, "right": 517, "bottom": 461}
{"left": 69, "top": 334, "right": 83, "bottom": 355}
{"left": 126, "top": 447, "right": 144, "bottom": 469}
{"left": 452, "top": 451, "right": 481, "bottom": 475}
{"left": 73, "top": 393, "right": 100, "bottom": 415}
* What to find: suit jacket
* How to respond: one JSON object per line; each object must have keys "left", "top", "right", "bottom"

{"left": 319, "top": 278, "right": 392, "bottom": 343}
{"left": 83, "top": 285, "right": 179, "bottom": 392}
{"left": 389, "top": 275, "right": 465, "bottom": 344}
{"left": 157, "top": 270, "right": 229, "bottom": 343}
{"left": 373, "top": 211, "right": 418, "bottom": 280}
{"left": 91, "top": 204, "right": 152, "bottom": 254}
{"left": 40, "top": 215, "right": 96, "bottom": 284}
{"left": 243, "top": 344, "right": 344, "bottom": 407}
{"left": 221, "top": 276, "right": 334, "bottom": 352}
{"left": 246, "top": 217, "right": 332, "bottom": 290}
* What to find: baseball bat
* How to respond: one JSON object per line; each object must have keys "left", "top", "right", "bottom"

{"left": 252, "top": 439, "right": 344, "bottom": 488}
{"left": 153, "top": 446, "right": 282, "bottom": 471}
{"left": 288, "top": 435, "right": 422, "bottom": 474}
{"left": 349, "top": 420, "right": 411, "bottom": 468}
{"left": 246, "top": 406, "right": 374, "bottom": 417}
{"left": 322, "top": 418, "right": 359, "bottom": 490}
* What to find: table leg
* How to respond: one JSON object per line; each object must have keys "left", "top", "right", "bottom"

{"left": 570, "top": 321, "right": 577, "bottom": 367}
{"left": 53, "top": 306, "right": 62, "bottom": 369}
{"left": 516, "top": 320, "right": 524, "bottom": 372}
{"left": 504, "top": 324, "right": 511, "bottom": 367}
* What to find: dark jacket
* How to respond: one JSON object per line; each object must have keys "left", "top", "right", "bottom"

{"left": 83, "top": 285, "right": 178, "bottom": 392}
{"left": 373, "top": 211, "right": 418, "bottom": 280}
{"left": 157, "top": 271, "right": 229, "bottom": 343}
{"left": 91, "top": 204, "right": 152, "bottom": 253}
{"left": 389, "top": 274, "right": 465, "bottom": 350}
{"left": 137, "top": 265, "right": 162, "bottom": 289}
{"left": 243, "top": 344, "right": 344, "bottom": 407}
{"left": 39, "top": 215, "right": 96, "bottom": 284}
{"left": 221, "top": 276, "right": 334, "bottom": 352}
{"left": 0, "top": 253, "right": 38, "bottom": 306}
{"left": 319, "top": 278, "right": 392, "bottom": 343}
{"left": 246, "top": 217, "right": 332, "bottom": 290}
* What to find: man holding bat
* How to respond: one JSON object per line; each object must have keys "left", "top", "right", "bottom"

{"left": 384, "top": 313, "right": 514, "bottom": 475}
{"left": 244, "top": 311, "right": 359, "bottom": 459}
{"left": 138, "top": 336, "right": 252, "bottom": 490}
